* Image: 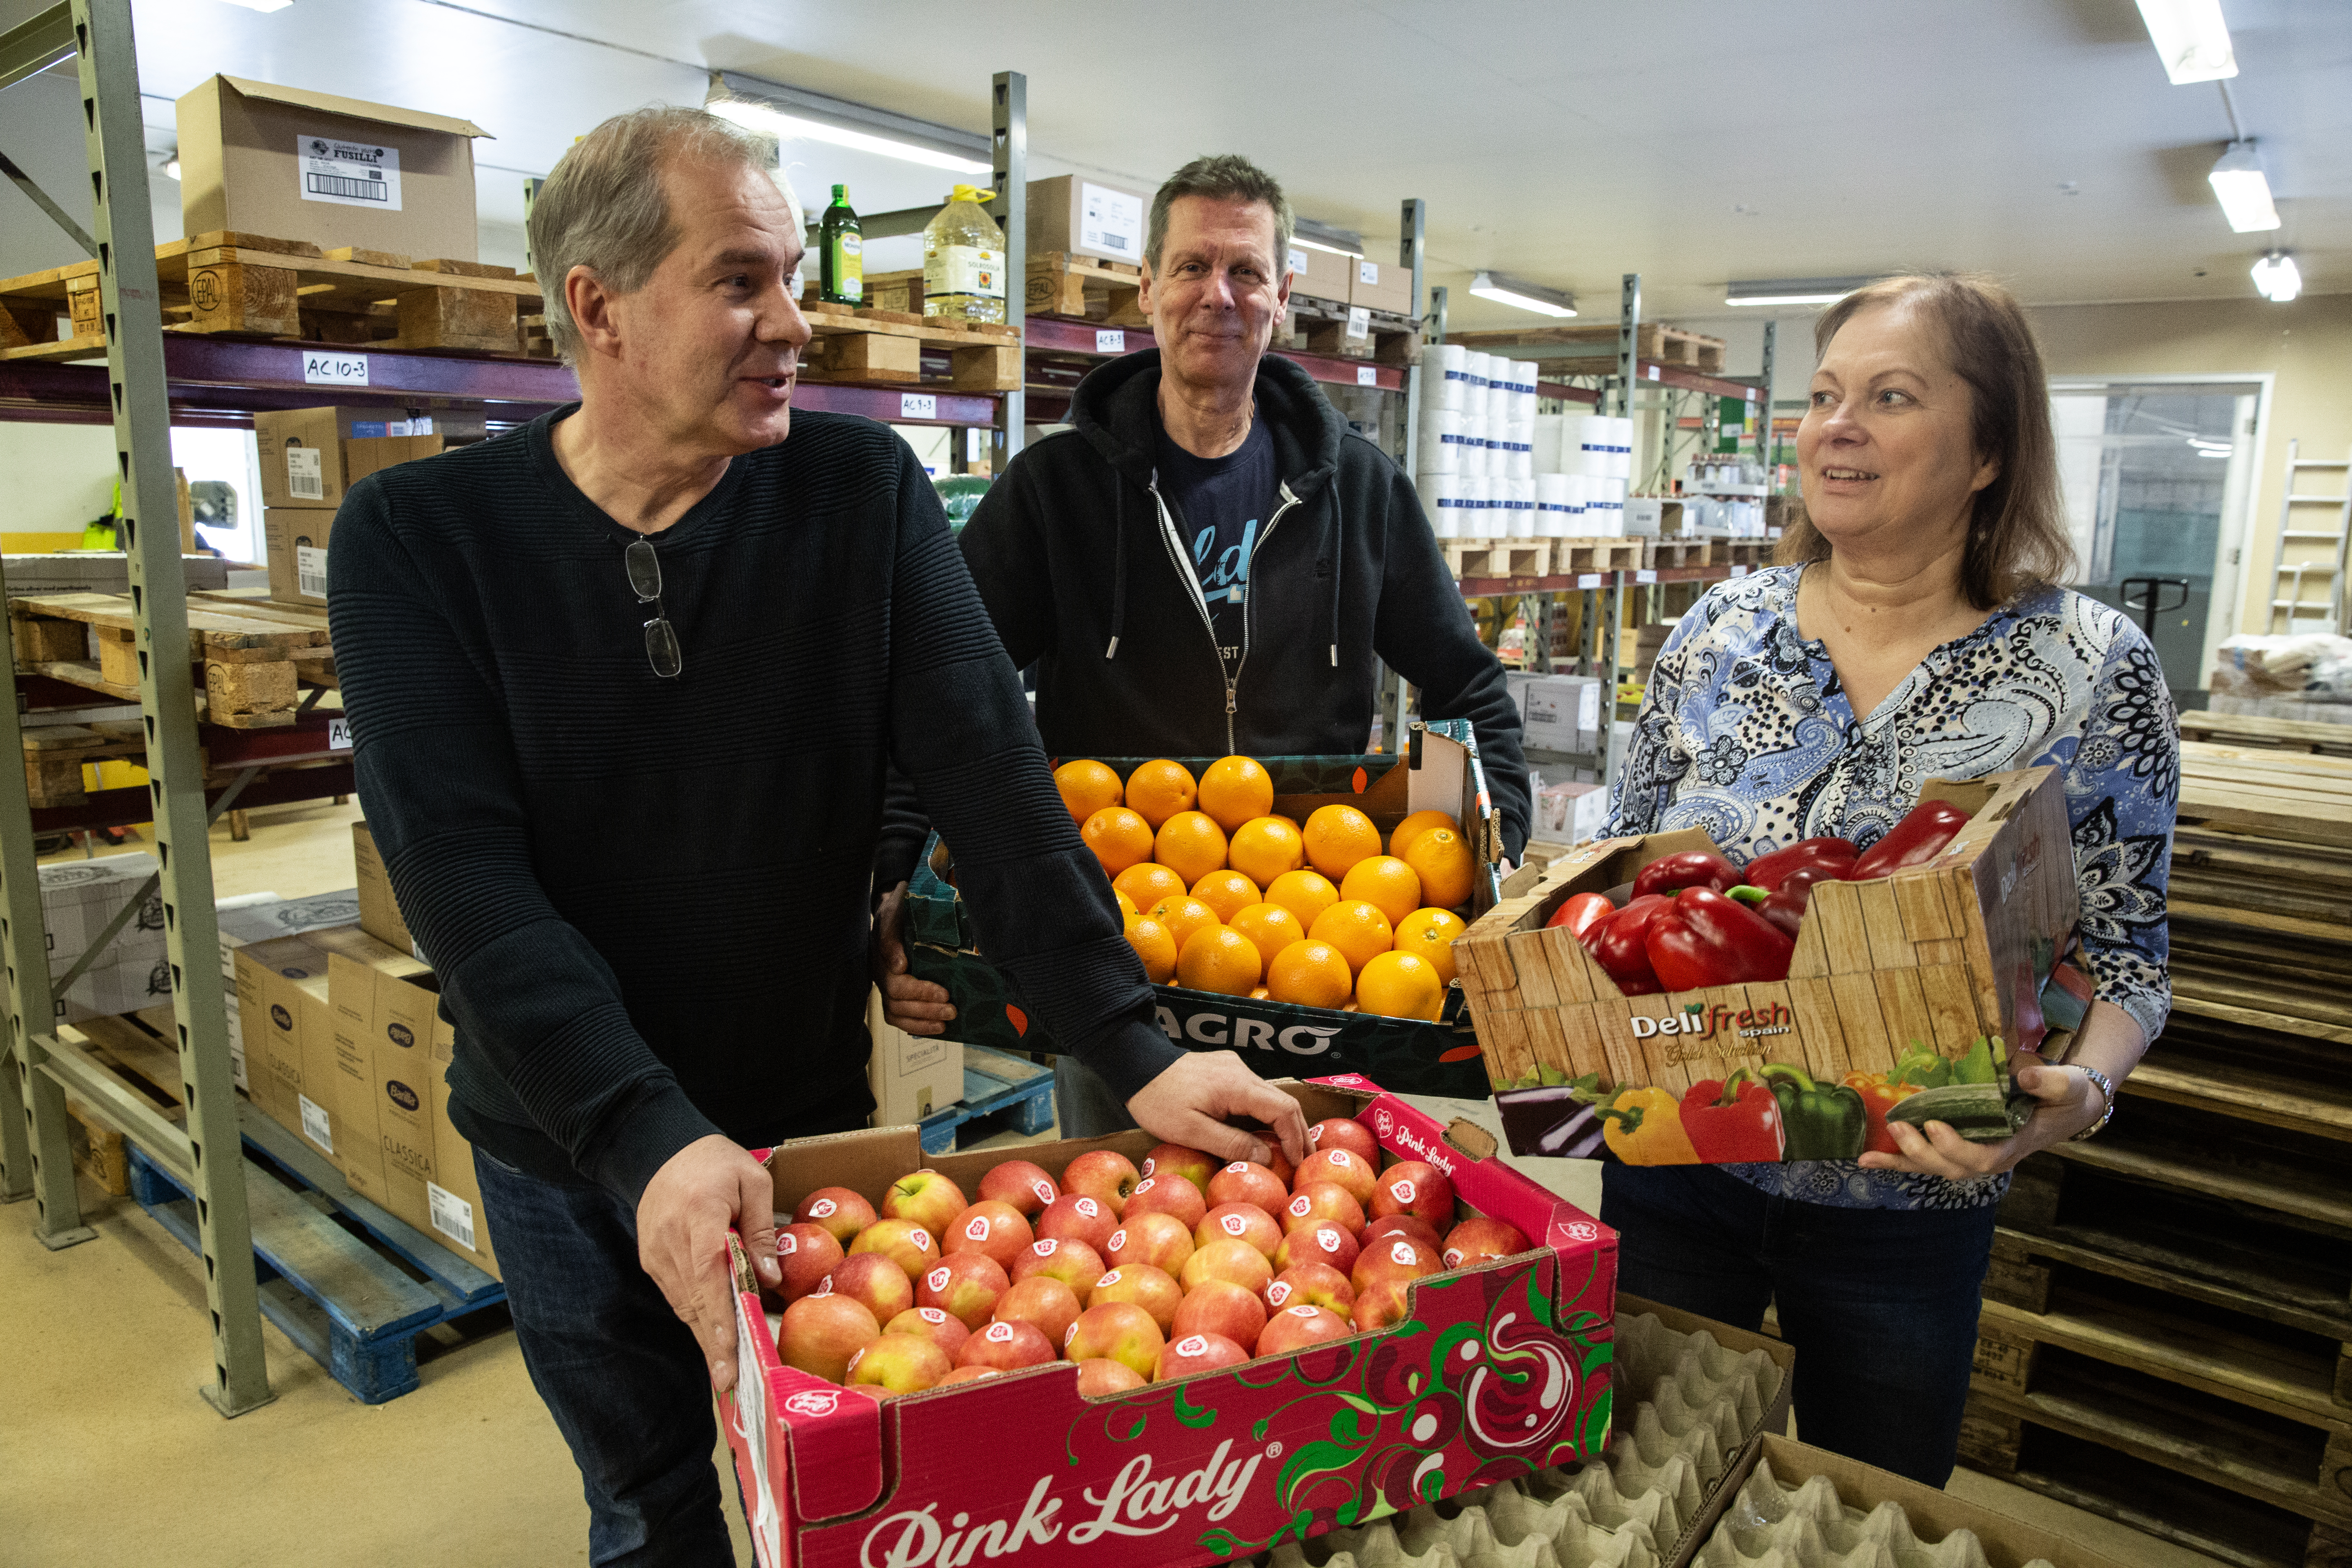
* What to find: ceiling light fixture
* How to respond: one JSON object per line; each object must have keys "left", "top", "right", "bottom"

{"left": 1724, "top": 276, "right": 1874, "bottom": 307}
{"left": 162, "top": 153, "right": 181, "bottom": 180}
{"left": 2133, "top": 0, "right": 2236, "bottom": 84}
{"left": 2208, "top": 141, "right": 2280, "bottom": 232}
{"left": 1468, "top": 272, "right": 1575, "bottom": 318}
{"left": 1292, "top": 218, "right": 1365, "bottom": 259}
{"left": 2252, "top": 250, "right": 2301, "bottom": 303}
{"left": 706, "top": 72, "right": 991, "bottom": 175}
{"left": 214, "top": 0, "right": 294, "bottom": 10}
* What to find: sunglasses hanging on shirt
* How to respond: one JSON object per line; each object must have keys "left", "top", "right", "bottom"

{"left": 624, "top": 538, "right": 683, "bottom": 679}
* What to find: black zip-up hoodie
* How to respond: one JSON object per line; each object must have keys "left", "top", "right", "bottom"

{"left": 875, "top": 348, "right": 1527, "bottom": 893}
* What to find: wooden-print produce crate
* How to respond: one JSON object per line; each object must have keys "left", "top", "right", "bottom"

{"left": 1457, "top": 766, "right": 2079, "bottom": 1161}
{"left": 718, "top": 1078, "right": 1617, "bottom": 1568}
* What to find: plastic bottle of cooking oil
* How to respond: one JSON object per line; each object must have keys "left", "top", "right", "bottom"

{"left": 922, "top": 184, "right": 1006, "bottom": 323}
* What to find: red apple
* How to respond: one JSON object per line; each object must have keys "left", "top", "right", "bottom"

{"left": 827, "top": 1253, "right": 914, "bottom": 1324}
{"left": 776, "top": 1294, "right": 880, "bottom": 1383}
{"left": 1206, "top": 1160, "right": 1289, "bottom": 1215}
{"left": 1124, "top": 1175, "right": 1207, "bottom": 1232}
{"left": 1075, "top": 1357, "right": 1147, "bottom": 1396}
{"left": 846, "top": 1332, "right": 951, "bottom": 1394}
{"left": 1361, "top": 1214, "right": 1442, "bottom": 1255}
{"left": 1284, "top": 1183, "right": 1366, "bottom": 1237}
{"left": 1196, "top": 1203, "right": 1283, "bottom": 1261}
{"left": 1256, "top": 1303, "right": 1354, "bottom": 1356}
{"left": 978, "top": 1158, "right": 1060, "bottom": 1218}
{"left": 777, "top": 1222, "right": 843, "bottom": 1303}
{"left": 1061, "top": 1150, "right": 1141, "bottom": 1214}
{"left": 1308, "top": 1117, "right": 1381, "bottom": 1164}
{"left": 1154, "top": 1331, "right": 1249, "bottom": 1381}
{"left": 1012, "top": 1237, "right": 1105, "bottom": 1305}
{"left": 797, "top": 1186, "right": 876, "bottom": 1247}
{"left": 1062, "top": 1301, "right": 1164, "bottom": 1379}
{"left": 1272, "top": 1220, "right": 1360, "bottom": 1279}
{"left": 884, "top": 1305, "right": 969, "bottom": 1359}
{"left": 1170, "top": 1277, "right": 1266, "bottom": 1352}
{"left": 1089, "top": 1264, "right": 1182, "bottom": 1333}
{"left": 1037, "top": 1193, "right": 1118, "bottom": 1255}
{"left": 1441, "top": 1216, "right": 1533, "bottom": 1270}
{"left": 1370, "top": 1160, "right": 1456, "bottom": 1233}
{"left": 916, "top": 1252, "right": 1009, "bottom": 1330}
{"left": 851, "top": 1218, "right": 942, "bottom": 1280}
{"left": 938, "top": 1365, "right": 1002, "bottom": 1386}
{"left": 1295, "top": 1148, "right": 1376, "bottom": 1208}
{"left": 1351, "top": 1234, "right": 1441, "bottom": 1331}
{"left": 1140, "top": 1143, "right": 1216, "bottom": 1198}
{"left": 956, "top": 1318, "right": 1054, "bottom": 1371}
{"left": 948, "top": 1200, "right": 1034, "bottom": 1270}
{"left": 1180, "top": 1237, "right": 1274, "bottom": 1302}
{"left": 837, "top": 1382, "right": 889, "bottom": 1405}
{"left": 1105, "top": 1212, "right": 1194, "bottom": 1278}
{"left": 1266, "top": 1261, "right": 1355, "bottom": 1316}
{"left": 1261, "top": 1143, "right": 1295, "bottom": 1190}
{"left": 992, "top": 1275, "right": 1082, "bottom": 1347}
{"left": 881, "top": 1169, "right": 969, "bottom": 1237}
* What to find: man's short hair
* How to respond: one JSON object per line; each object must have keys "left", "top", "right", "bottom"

{"left": 1145, "top": 154, "right": 1294, "bottom": 275}
{"left": 527, "top": 106, "right": 797, "bottom": 363}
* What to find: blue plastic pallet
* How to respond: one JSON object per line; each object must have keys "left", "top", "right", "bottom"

{"left": 916, "top": 1043, "right": 1056, "bottom": 1155}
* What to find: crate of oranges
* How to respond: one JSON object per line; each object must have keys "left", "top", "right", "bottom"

{"left": 905, "top": 723, "right": 1502, "bottom": 1098}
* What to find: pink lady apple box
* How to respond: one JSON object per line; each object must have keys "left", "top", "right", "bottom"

{"left": 718, "top": 1076, "right": 1617, "bottom": 1568}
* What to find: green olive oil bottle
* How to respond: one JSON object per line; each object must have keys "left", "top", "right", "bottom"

{"left": 820, "top": 184, "right": 863, "bottom": 306}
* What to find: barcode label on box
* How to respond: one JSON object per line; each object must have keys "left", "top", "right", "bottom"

{"left": 899, "top": 392, "right": 936, "bottom": 421}
{"left": 295, "top": 135, "right": 402, "bottom": 212}
{"left": 327, "top": 717, "right": 353, "bottom": 751}
{"left": 1078, "top": 182, "right": 1143, "bottom": 258}
{"left": 427, "top": 1181, "right": 476, "bottom": 1252}
{"left": 1095, "top": 329, "right": 1125, "bottom": 354}
{"left": 285, "top": 445, "right": 324, "bottom": 501}
{"left": 1288, "top": 247, "right": 1308, "bottom": 276}
{"left": 1346, "top": 306, "right": 1370, "bottom": 338}
{"left": 1359, "top": 259, "right": 1381, "bottom": 285}
{"left": 1356, "top": 365, "right": 1377, "bottom": 386}
{"left": 298, "top": 1093, "right": 332, "bottom": 1153}
{"left": 302, "top": 351, "right": 368, "bottom": 386}
{"left": 296, "top": 545, "right": 328, "bottom": 598}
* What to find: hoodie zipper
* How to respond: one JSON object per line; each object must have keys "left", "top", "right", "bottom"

{"left": 1227, "top": 481, "right": 1304, "bottom": 752}
{"left": 1148, "top": 476, "right": 1298, "bottom": 755}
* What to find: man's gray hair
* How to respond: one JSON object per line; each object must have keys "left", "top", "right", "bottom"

{"left": 528, "top": 106, "right": 797, "bottom": 363}
{"left": 1145, "top": 154, "right": 1294, "bottom": 274}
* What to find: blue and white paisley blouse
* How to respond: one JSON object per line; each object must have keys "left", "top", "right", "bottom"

{"left": 1604, "top": 564, "right": 2177, "bottom": 1210}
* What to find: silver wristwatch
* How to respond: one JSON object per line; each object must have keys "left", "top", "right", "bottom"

{"left": 2069, "top": 1066, "right": 2118, "bottom": 1141}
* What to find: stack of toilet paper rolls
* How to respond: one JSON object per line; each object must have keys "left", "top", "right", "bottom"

{"left": 1417, "top": 352, "right": 1552, "bottom": 539}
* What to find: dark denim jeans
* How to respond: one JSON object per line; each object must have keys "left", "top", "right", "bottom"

{"left": 1601, "top": 1160, "right": 1997, "bottom": 1486}
{"left": 474, "top": 1146, "right": 737, "bottom": 1567}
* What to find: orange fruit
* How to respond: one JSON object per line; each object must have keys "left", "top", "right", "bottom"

{"left": 1147, "top": 896, "right": 1219, "bottom": 953}
{"left": 1125, "top": 760, "right": 1198, "bottom": 829}
{"left": 1302, "top": 804, "right": 1383, "bottom": 881}
{"left": 1266, "top": 939, "right": 1352, "bottom": 1009}
{"left": 1356, "top": 950, "right": 1444, "bottom": 1020}
{"left": 1082, "top": 807, "right": 1155, "bottom": 876}
{"left": 1264, "top": 869, "right": 1341, "bottom": 929}
{"left": 1389, "top": 808, "right": 1460, "bottom": 859}
{"left": 1227, "top": 902, "right": 1304, "bottom": 964}
{"left": 1402, "top": 828, "right": 1476, "bottom": 910}
{"left": 1113, "top": 862, "right": 1186, "bottom": 911}
{"left": 1190, "top": 869, "right": 1262, "bottom": 923}
{"left": 1126, "top": 918, "right": 1178, "bottom": 982}
{"left": 1394, "top": 907, "right": 1467, "bottom": 986}
{"left": 1341, "top": 855, "right": 1423, "bottom": 925}
{"left": 1310, "top": 900, "right": 1395, "bottom": 973}
{"left": 1154, "top": 810, "right": 1229, "bottom": 885}
{"left": 1197, "top": 756, "right": 1274, "bottom": 833}
{"left": 1178, "top": 926, "right": 1262, "bottom": 996}
{"left": 1055, "top": 760, "right": 1124, "bottom": 824}
{"left": 1228, "top": 815, "right": 1306, "bottom": 886}
{"left": 1115, "top": 888, "right": 1139, "bottom": 919}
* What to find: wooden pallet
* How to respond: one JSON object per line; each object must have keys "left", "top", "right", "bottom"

{"left": 914, "top": 1043, "right": 1054, "bottom": 1156}
{"left": 19, "top": 720, "right": 147, "bottom": 809}
{"left": 1643, "top": 538, "right": 1715, "bottom": 568}
{"left": 1290, "top": 298, "right": 1421, "bottom": 367}
{"left": 11, "top": 590, "right": 331, "bottom": 727}
{"left": 1552, "top": 538, "right": 1646, "bottom": 573}
{"left": 1446, "top": 321, "right": 1727, "bottom": 374}
{"left": 1722, "top": 540, "right": 1773, "bottom": 568}
{"left": 796, "top": 294, "right": 1022, "bottom": 392}
{"left": 1444, "top": 538, "right": 1550, "bottom": 580}
{"left": 2183, "top": 711, "right": 2352, "bottom": 758}
{"left": 58, "top": 1011, "right": 187, "bottom": 1196}
{"left": 1025, "top": 251, "right": 1148, "bottom": 326}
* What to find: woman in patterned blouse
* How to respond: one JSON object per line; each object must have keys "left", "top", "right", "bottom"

{"left": 1599, "top": 273, "right": 2175, "bottom": 1485}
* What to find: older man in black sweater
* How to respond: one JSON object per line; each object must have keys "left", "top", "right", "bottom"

{"left": 332, "top": 107, "right": 1304, "bottom": 1566}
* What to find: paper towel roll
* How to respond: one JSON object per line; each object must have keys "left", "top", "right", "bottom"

{"left": 1430, "top": 343, "right": 1467, "bottom": 411}
{"left": 1503, "top": 422, "right": 1535, "bottom": 480}
{"left": 1531, "top": 413, "right": 1563, "bottom": 476}
{"left": 1588, "top": 477, "right": 1628, "bottom": 536}
{"left": 1457, "top": 475, "right": 1492, "bottom": 535}
{"left": 1417, "top": 472, "right": 1464, "bottom": 539}
{"left": 1535, "top": 474, "right": 1571, "bottom": 537}
{"left": 1501, "top": 477, "right": 1536, "bottom": 539}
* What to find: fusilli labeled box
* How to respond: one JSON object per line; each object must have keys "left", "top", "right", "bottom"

{"left": 1456, "top": 767, "right": 2079, "bottom": 1165}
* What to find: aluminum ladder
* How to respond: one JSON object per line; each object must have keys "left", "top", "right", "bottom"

{"left": 2265, "top": 439, "right": 2352, "bottom": 633}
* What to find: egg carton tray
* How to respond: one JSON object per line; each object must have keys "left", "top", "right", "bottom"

{"left": 1692, "top": 1456, "right": 2057, "bottom": 1568}
{"left": 1608, "top": 1310, "right": 1787, "bottom": 1496}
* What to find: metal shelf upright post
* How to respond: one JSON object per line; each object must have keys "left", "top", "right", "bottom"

{"left": 991, "top": 70, "right": 1025, "bottom": 470}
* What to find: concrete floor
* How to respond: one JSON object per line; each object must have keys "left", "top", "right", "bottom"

{"left": 4, "top": 802, "right": 2225, "bottom": 1566}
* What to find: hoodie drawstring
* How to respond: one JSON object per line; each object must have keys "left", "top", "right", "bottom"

{"left": 1328, "top": 486, "right": 1343, "bottom": 668}
{"left": 1105, "top": 479, "right": 1129, "bottom": 660}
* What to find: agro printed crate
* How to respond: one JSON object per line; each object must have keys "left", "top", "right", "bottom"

{"left": 904, "top": 723, "right": 1505, "bottom": 1099}
{"left": 1457, "top": 767, "right": 2080, "bottom": 1162}
{"left": 718, "top": 1076, "right": 1617, "bottom": 1568}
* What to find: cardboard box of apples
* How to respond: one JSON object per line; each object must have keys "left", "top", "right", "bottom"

{"left": 717, "top": 1075, "right": 1617, "bottom": 1568}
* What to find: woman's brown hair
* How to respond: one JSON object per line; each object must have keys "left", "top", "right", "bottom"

{"left": 1774, "top": 272, "right": 2075, "bottom": 608}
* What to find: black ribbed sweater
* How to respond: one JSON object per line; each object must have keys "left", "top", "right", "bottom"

{"left": 330, "top": 408, "right": 1179, "bottom": 1205}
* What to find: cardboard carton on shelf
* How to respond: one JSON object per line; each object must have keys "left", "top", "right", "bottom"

{"left": 326, "top": 932, "right": 431, "bottom": 1205}
{"left": 256, "top": 406, "right": 452, "bottom": 511}
{"left": 864, "top": 986, "right": 962, "bottom": 1127}
{"left": 719, "top": 1076, "right": 1617, "bottom": 1568}
{"left": 262, "top": 508, "right": 334, "bottom": 607}
{"left": 1286, "top": 242, "right": 1352, "bottom": 308}
{"left": 1348, "top": 251, "right": 1413, "bottom": 317}
{"left": 425, "top": 1002, "right": 499, "bottom": 1277}
{"left": 36, "top": 853, "right": 168, "bottom": 1025}
{"left": 1026, "top": 174, "right": 1148, "bottom": 270}
{"left": 352, "top": 821, "right": 420, "bottom": 958}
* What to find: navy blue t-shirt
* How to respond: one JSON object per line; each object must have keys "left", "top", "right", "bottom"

{"left": 1155, "top": 418, "right": 1275, "bottom": 682}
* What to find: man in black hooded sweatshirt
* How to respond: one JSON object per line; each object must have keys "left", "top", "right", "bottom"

{"left": 874, "top": 154, "right": 1528, "bottom": 1135}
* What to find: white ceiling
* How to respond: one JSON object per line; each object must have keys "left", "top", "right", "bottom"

{"left": 0, "top": 0, "right": 2344, "bottom": 343}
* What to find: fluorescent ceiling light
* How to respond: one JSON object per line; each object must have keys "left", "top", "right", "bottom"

{"left": 215, "top": 0, "right": 294, "bottom": 10}
{"left": 1468, "top": 272, "right": 1575, "bottom": 318}
{"left": 2252, "top": 250, "right": 2301, "bottom": 302}
{"left": 706, "top": 73, "right": 991, "bottom": 175}
{"left": 1293, "top": 218, "right": 1365, "bottom": 258}
{"left": 2134, "top": 0, "right": 2236, "bottom": 84}
{"left": 1292, "top": 237, "right": 1362, "bottom": 259}
{"left": 710, "top": 99, "right": 988, "bottom": 173}
{"left": 2208, "top": 142, "right": 2280, "bottom": 232}
{"left": 1724, "top": 276, "right": 1874, "bottom": 307}
{"left": 162, "top": 154, "right": 181, "bottom": 180}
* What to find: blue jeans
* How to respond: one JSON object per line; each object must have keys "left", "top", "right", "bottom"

{"left": 474, "top": 1147, "right": 737, "bottom": 1567}
{"left": 1601, "top": 1161, "right": 1997, "bottom": 1486}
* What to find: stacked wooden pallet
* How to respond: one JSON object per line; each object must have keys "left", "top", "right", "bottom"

{"left": 796, "top": 294, "right": 1023, "bottom": 392}
{"left": 10, "top": 590, "right": 331, "bottom": 729}
{"left": 1448, "top": 321, "right": 1728, "bottom": 375}
{"left": 1025, "top": 251, "right": 1148, "bottom": 325}
{"left": 1443, "top": 538, "right": 1646, "bottom": 584}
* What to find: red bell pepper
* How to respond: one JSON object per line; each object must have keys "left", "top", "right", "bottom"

{"left": 1546, "top": 891, "right": 1615, "bottom": 938}
{"left": 1643, "top": 887, "right": 1796, "bottom": 991}
{"left": 1631, "top": 849, "right": 1740, "bottom": 901}
{"left": 1742, "top": 861, "right": 1846, "bottom": 941}
{"left": 1742, "top": 836, "right": 1857, "bottom": 891}
{"left": 1679, "top": 1068, "right": 1787, "bottom": 1162}
{"left": 1582, "top": 893, "right": 1670, "bottom": 996}
{"left": 1847, "top": 800, "right": 1971, "bottom": 880}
